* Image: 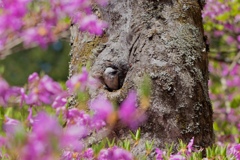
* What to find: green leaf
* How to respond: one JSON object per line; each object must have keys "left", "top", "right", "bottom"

{"left": 136, "top": 128, "right": 141, "bottom": 141}
{"left": 220, "top": 146, "right": 227, "bottom": 157}
{"left": 213, "top": 122, "right": 220, "bottom": 131}
{"left": 216, "top": 13, "right": 230, "bottom": 22}
{"left": 165, "top": 143, "right": 174, "bottom": 158}
{"left": 230, "top": 95, "right": 240, "bottom": 108}
{"left": 145, "top": 140, "right": 154, "bottom": 151}
{"left": 140, "top": 75, "right": 151, "bottom": 98}
{"left": 5, "top": 107, "right": 13, "bottom": 117}
{"left": 130, "top": 130, "right": 137, "bottom": 141}
{"left": 0, "top": 65, "right": 4, "bottom": 75}
{"left": 63, "top": 17, "right": 71, "bottom": 24}
{"left": 106, "top": 138, "right": 115, "bottom": 147}
{"left": 92, "top": 140, "right": 106, "bottom": 155}
{"left": 121, "top": 140, "right": 130, "bottom": 151}
{"left": 215, "top": 24, "right": 224, "bottom": 31}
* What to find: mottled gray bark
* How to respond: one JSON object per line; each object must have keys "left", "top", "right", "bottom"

{"left": 69, "top": 0, "right": 213, "bottom": 157}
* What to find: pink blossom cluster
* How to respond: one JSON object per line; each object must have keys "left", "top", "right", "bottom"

{"left": 97, "top": 146, "right": 133, "bottom": 160}
{"left": 0, "top": 0, "right": 31, "bottom": 49}
{"left": 204, "top": 0, "right": 240, "bottom": 148}
{"left": 208, "top": 62, "right": 240, "bottom": 143}
{"left": 203, "top": 0, "right": 240, "bottom": 49}
{"left": 155, "top": 139, "right": 240, "bottom": 159}
{"left": 1, "top": 111, "right": 133, "bottom": 160}
{"left": 0, "top": 77, "right": 24, "bottom": 106}
{"left": 63, "top": 146, "right": 133, "bottom": 160}
{"left": 209, "top": 63, "right": 240, "bottom": 98}
{"left": 26, "top": 72, "right": 64, "bottom": 106}
{"left": 202, "top": 0, "right": 230, "bottom": 19}
{"left": 0, "top": 68, "right": 146, "bottom": 159}
{"left": 0, "top": 68, "right": 145, "bottom": 128}
{"left": 209, "top": 63, "right": 240, "bottom": 91}
{"left": 0, "top": 0, "right": 108, "bottom": 50}
{"left": 155, "top": 137, "right": 195, "bottom": 160}
{"left": 66, "top": 67, "right": 98, "bottom": 92}
{"left": 2, "top": 112, "right": 85, "bottom": 159}
{"left": 227, "top": 144, "right": 240, "bottom": 159}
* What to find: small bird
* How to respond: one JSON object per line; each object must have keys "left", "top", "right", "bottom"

{"left": 103, "top": 66, "right": 119, "bottom": 91}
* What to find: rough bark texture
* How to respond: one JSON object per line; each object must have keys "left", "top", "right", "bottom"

{"left": 69, "top": 0, "right": 214, "bottom": 157}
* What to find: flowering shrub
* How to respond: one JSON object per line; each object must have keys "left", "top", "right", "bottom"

{"left": 0, "top": 68, "right": 148, "bottom": 159}
{"left": 203, "top": 0, "right": 240, "bottom": 51}
{"left": 204, "top": 0, "right": 240, "bottom": 146}
{"left": 0, "top": 0, "right": 107, "bottom": 51}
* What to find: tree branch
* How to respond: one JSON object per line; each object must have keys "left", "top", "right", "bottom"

{"left": 0, "top": 30, "right": 70, "bottom": 60}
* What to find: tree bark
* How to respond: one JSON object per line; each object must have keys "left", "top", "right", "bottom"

{"left": 69, "top": 0, "right": 214, "bottom": 157}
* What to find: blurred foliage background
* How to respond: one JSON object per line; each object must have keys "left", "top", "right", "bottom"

{"left": 0, "top": 40, "right": 70, "bottom": 86}
{"left": 203, "top": 0, "right": 240, "bottom": 144}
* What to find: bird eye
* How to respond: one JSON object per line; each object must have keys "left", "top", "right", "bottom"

{"left": 109, "top": 70, "right": 117, "bottom": 75}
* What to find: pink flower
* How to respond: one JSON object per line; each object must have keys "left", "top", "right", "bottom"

{"left": 119, "top": 91, "right": 137, "bottom": 123}
{"left": 90, "top": 119, "right": 106, "bottom": 130}
{"left": 3, "top": 117, "right": 21, "bottom": 135}
{"left": 237, "top": 123, "right": 240, "bottom": 131}
{"left": 227, "top": 144, "right": 240, "bottom": 159}
{"left": 118, "top": 91, "right": 146, "bottom": 129}
{"left": 237, "top": 35, "right": 240, "bottom": 43}
{"left": 83, "top": 148, "right": 94, "bottom": 159}
{"left": 66, "top": 108, "right": 91, "bottom": 126}
{"left": 90, "top": 95, "right": 113, "bottom": 122}
{"left": 226, "top": 76, "right": 240, "bottom": 87}
{"left": 61, "top": 151, "right": 73, "bottom": 160}
{"left": 169, "top": 154, "right": 186, "bottom": 160}
{"left": 66, "top": 67, "right": 89, "bottom": 92}
{"left": 226, "top": 36, "right": 235, "bottom": 45}
{"left": 214, "top": 30, "right": 224, "bottom": 37}
{"left": 28, "top": 72, "right": 39, "bottom": 84}
{"left": 79, "top": 14, "right": 107, "bottom": 35}
{"left": 0, "top": 0, "right": 29, "bottom": 32}
{"left": 25, "top": 73, "right": 64, "bottom": 106}
{"left": 0, "top": 77, "right": 24, "bottom": 107}
{"left": 0, "top": 77, "right": 9, "bottom": 106}
{"left": 0, "top": 0, "right": 108, "bottom": 51}
{"left": 32, "top": 112, "right": 62, "bottom": 138}
{"left": 156, "top": 148, "right": 164, "bottom": 160}
{"left": 20, "top": 112, "right": 63, "bottom": 159}
{"left": 16, "top": 111, "right": 89, "bottom": 159}
{"left": 111, "top": 147, "right": 133, "bottom": 160}
{"left": 186, "top": 137, "right": 194, "bottom": 155}
{"left": 22, "top": 26, "right": 53, "bottom": 48}
{"left": 224, "top": 23, "right": 234, "bottom": 31}
{"left": 0, "top": 136, "right": 6, "bottom": 147}
{"left": 98, "top": 146, "right": 133, "bottom": 160}
{"left": 62, "top": 125, "right": 86, "bottom": 152}
{"left": 52, "top": 92, "right": 68, "bottom": 113}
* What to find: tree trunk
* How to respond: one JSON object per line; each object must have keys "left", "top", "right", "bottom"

{"left": 69, "top": 0, "right": 214, "bottom": 157}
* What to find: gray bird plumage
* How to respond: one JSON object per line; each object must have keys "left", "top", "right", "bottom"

{"left": 103, "top": 67, "right": 119, "bottom": 91}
